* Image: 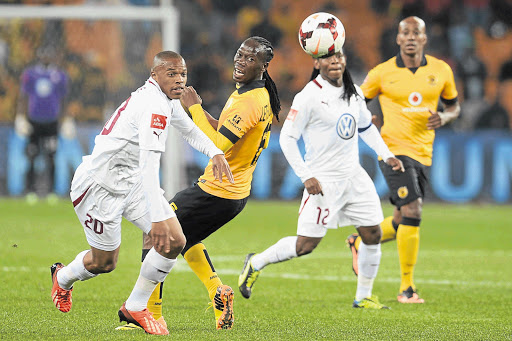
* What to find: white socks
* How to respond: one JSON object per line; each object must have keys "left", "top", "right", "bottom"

{"left": 125, "top": 248, "right": 176, "bottom": 311}
{"left": 57, "top": 250, "right": 97, "bottom": 290}
{"left": 355, "top": 241, "right": 382, "bottom": 301}
{"left": 251, "top": 236, "right": 298, "bottom": 271}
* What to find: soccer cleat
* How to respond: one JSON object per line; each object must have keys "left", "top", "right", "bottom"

{"left": 51, "top": 263, "right": 73, "bottom": 313}
{"left": 353, "top": 295, "right": 390, "bottom": 309}
{"left": 115, "top": 316, "right": 167, "bottom": 331}
{"left": 213, "top": 285, "right": 234, "bottom": 330}
{"left": 115, "top": 323, "right": 143, "bottom": 331}
{"left": 397, "top": 286, "right": 425, "bottom": 304}
{"left": 346, "top": 233, "right": 359, "bottom": 276}
{"left": 118, "top": 302, "right": 169, "bottom": 335}
{"left": 238, "top": 253, "right": 261, "bottom": 299}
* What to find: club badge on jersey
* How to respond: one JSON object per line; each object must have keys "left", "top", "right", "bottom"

{"left": 336, "top": 113, "right": 356, "bottom": 140}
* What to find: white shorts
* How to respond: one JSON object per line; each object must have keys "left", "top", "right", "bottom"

{"left": 70, "top": 167, "right": 173, "bottom": 251}
{"left": 297, "top": 168, "right": 383, "bottom": 238}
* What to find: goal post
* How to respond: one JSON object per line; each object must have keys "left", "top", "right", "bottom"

{"left": 0, "top": 1, "right": 185, "bottom": 198}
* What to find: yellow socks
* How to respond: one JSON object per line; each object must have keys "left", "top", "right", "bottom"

{"left": 396, "top": 218, "right": 421, "bottom": 292}
{"left": 184, "top": 243, "right": 223, "bottom": 320}
{"left": 381, "top": 216, "right": 398, "bottom": 243}
{"left": 147, "top": 282, "right": 163, "bottom": 320}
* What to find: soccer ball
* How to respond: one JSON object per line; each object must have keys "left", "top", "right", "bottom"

{"left": 298, "top": 12, "right": 345, "bottom": 58}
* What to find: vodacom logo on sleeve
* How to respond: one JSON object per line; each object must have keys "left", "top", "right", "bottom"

{"left": 150, "top": 114, "right": 167, "bottom": 130}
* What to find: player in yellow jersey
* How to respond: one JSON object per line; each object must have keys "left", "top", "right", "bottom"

{"left": 346, "top": 16, "right": 460, "bottom": 303}
{"left": 117, "top": 36, "right": 281, "bottom": 331}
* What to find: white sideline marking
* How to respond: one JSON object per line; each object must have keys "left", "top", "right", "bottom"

{"left": 171, "top": 265, "right": 511, "bottom": 288}
{"left": 6, "top": 255, "right": 510, "bottom": 289}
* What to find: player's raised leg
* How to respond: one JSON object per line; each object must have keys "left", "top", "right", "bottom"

{"left": 51, "top": 247, "right": 117, "bottom": 312}
{"left": 240, "top": 236, "right": 320, "bottom": 299}
{"left": 184, "top": 243, "right": 234, "bottom": 330}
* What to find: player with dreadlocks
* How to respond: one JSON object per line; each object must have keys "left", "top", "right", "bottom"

{"left": 117, "top": 36, "right": 281, "bottom": 331}
{"left": 238, "top": 48, "right": 404, "bottom": 309}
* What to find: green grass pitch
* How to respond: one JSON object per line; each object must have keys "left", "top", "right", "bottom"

{"left": 1, "top": 198, "right": 511, "bottom": 340}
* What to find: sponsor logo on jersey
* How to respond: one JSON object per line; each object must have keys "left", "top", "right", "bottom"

{"left": 226, "top": 117, "right": 242, "bottom": 131}
{"left": 150, "top": 114, "right": 167, "bottom": 130}
{"left": 397, "top": 186, "right": 409, "bottom": 199}
{"left": 153, "top": 131, "right": 163, "bottom": 140}
{"left": 336, "top": 113, "right": 356, "bottom": 140}
{"left": 286, "top": 109, "right": 298, "bottom": 121}
{"left": 232, "top": 114, "right": 242, "bottom": 124}
{"left": 408, "top": 92, "right": 423, "bottom": 106}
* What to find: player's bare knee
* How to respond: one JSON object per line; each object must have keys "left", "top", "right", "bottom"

{"left": 296, "top": 245, "right": 315, "bottom": 256}
{"left": 89, "top": 260, "right": 117, "bottom": 274}
{"left": 358, "top": 225, "right": 381, "bottom": 245}
{"left": 401, "top": 200, "right": 422, "bottom": 219}
{"left": 296, "top": 241, "right": 318, "bottom": 256}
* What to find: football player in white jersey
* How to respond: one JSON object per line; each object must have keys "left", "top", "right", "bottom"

{"left": 239, "top": 49, "right": 404, "bottom": 309}
{"left": 49, "top": 51, "right": 233, "bottom": 335}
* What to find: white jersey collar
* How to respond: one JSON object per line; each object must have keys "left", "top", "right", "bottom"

{"left": 315, "top": 74, "right": 344, "bottom": 93}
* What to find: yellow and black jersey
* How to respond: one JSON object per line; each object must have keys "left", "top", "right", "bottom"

{"left": 361, "top": 54, "right": 458, "bottom": 166}
{"left": 192, "top": 80, "right": 272, "bottom": 199}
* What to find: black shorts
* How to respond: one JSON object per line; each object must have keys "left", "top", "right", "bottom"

{"left": 169, "top": 184, "right": 248, "bottom": 253}
{"left": 27, "top": 120, "right": 58, "bottom": 156}
{"left": 379, "top": 155, "right": 430, "bottom": 208}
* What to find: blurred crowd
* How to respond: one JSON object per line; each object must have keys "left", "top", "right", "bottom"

{"left": 1, "top": 0, "right": 512, "bottom": 130}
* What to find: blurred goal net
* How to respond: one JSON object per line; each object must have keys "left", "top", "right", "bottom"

{"left": 0, "top": 3, "right": 185, "bottom": 197}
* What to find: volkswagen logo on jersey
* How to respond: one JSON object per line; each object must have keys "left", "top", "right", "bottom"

{"left": 336, "top": 113, "right": 356, "bottom": 140}
{"left": 408, "top": 92, "right": 423, "bottom": 106}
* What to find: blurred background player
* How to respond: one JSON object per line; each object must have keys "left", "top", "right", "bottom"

{"left": 16, "top": 46, "right": 69, "bottom": 204}
{"left": 117, "top": 36, "right": 281, "bottom": 331}
{"left": 238, "top": 48, "right": 404, "bottom": 309}
{"left": 50, "top": 51, "right": 233, "bottom": 335}
{"left": 347, "top": 16, "right": 460, "bottom": 303}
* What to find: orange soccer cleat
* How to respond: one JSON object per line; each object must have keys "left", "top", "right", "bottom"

{"left": 397, "top": 286, "right": 425, "bottom": 304}
{"left": 118, "top": 302, "right": 169, "bottom": 335}
{"left": 213, "top": 285, "right": 234, "bottom": 330}
{"left": 346, "top": 233, "right": 359, "bottom": 276}
{"left": 51, "top": 263, "right": 73, "bottom": 313}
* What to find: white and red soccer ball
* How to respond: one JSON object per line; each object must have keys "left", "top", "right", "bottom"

{"left": 298, "top": 12, "right": 345, "bottom": 58}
